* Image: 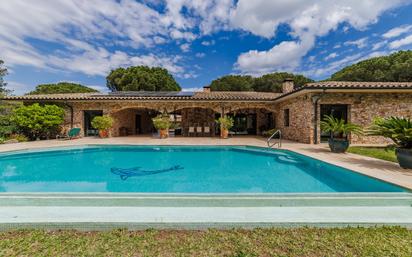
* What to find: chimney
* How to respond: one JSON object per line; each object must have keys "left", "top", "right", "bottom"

{"left": 282, "top": 78, "right": 294, "bottom": 94}
{"left": 203, "top": 86, "right": 211, "bottom": 93}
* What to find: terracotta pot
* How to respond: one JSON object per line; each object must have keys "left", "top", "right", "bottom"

{"left": 159, "top": 129, "right": 169, "bottom": 139}
{"left": 396, "top": 148, "right": 412, "bottom": 169}
{"left": 98, "top": 130, "right": 109, "bottom": 138}
{"left": 220, "top": 128, "right": 229, "bottom": 139}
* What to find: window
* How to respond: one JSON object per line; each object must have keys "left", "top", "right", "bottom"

{"left": 284, "top": 109, "right": 290, "bottom": 127}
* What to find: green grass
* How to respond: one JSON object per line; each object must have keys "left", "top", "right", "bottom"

{"left": 1, "top": 227, "right": 412, "bottom": 256}
{"left": 348, "top": 146, "right": 397, "bottom": 162}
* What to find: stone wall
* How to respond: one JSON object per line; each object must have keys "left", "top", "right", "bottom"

{"left": 318, "top": 92, "right": 412, "bottom": 144}
{"left": 273, "top": 94, "right": 314, "bottom": 144}
{"left": 272, "top": 92, "right": 412, "bottom": 144}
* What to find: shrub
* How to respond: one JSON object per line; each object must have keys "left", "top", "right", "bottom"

{"left": 152, "top": 115, "right": 171, "bottom": 130}
{"left": 0, "top": 137, "right": 4, "bottom": 144}
{"left": 216, "top": 116, "right": 234, "bottom": 130}
{"left": 11, "top": 103, "right": 65, "bottom": 140}
{"left": 9, "top": 134, "right": 29, "bottom": 142}
{"left": 91, "top": 115, "right": 113, "bottom": 131}
{"left": 368, "top": 116, "right": 412, "bottom": 149}
{"left": 320, "top": 115, "right": 363, "bottom": 139}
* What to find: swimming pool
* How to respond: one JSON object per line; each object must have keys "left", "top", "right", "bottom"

{"left": 0, "top": 145, "right": 407, "bottom": 193}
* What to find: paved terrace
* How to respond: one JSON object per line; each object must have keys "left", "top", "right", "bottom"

{"left": 0, "top": 136, "right": 411, "bottom": 190}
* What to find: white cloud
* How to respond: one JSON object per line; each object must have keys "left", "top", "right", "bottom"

{"left": 324, "top": 52, "right": 338, "bottom": 61}
{"left": 195, "top": 53, "right": 206, "bottom": 58}
{"left": 372, "top": 40, "right": 388, "bottom": 50}
{"left": 201, "top": 40, "right": 216, "bottom": 46}
{"left": 232, "top": 0, "right": 408, "bottom": 75}
{"left": 236, "top": 39, "right": 314, "bottom": 75}
{"left": 180, "top": 43, "right": 191, "bottom": 52}
{"left": 0, "top": 0, "right": 233, "bottom": 78}
{"left": 389, "top": 34, "right": 412, "bottom": 49}
{"left": 5, "top": 81, "right": 32, "bottom": 96}
{"left": 344, "top": 37, "right": 368, "bottom": 49}
{"left": 383, "top": 25, "right": 412, "bottom": 38}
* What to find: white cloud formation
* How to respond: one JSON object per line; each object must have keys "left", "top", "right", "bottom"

{"left": 195, "top": 53, "right": 206, "bottom": 58}
{"left": 0, "top": 0, "right": 410, "bottom": 81}
{"left": 383, "top": 24, "right": 412, "bottom": 38}
{"left": 389, "top": 34, "right": 412, "bottom": 49}
{"left": 232, "top": 0, "right": 408, "bottom": 75}
{"left": 180, "top": 43, "right": 191, "bottom": 52}
{"left": 324, "top": 52, "right": 338, "bottom": 61}
{"left": 0, "top": 0, "right": 233, "bottom": 78}
{"left": 344, "top": 37, "right": 368, "bottom": 49}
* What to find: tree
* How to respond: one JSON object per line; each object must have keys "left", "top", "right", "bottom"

{"left": 209, "top": 73, "right": 313, "bottom": 92}
{"left": 0, "top": 59, "right": 11, "bottom": 95}
{"left": 28, "top": 82, "right": 98, "bottom": 95}
{"left": 106, "top": 66, "right": 181, "bottom": 91}
{"left": 209, "top": 75, "right": 254, "bottom": 91}
{"left": 253, "top": 72, "right": 314, "bottom": 92}
{"left": 11, "top": 103, "right": 65, "bottom": 140}
{"left": 330, "top": 50, "right": 412, "bottom": 82}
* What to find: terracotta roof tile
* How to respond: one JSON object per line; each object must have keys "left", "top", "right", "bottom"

{"left": 305, "top": 81, "right": 412, "bottom": 89}
{"left": 2, "top": 91, "right": 280, "bottom": 101}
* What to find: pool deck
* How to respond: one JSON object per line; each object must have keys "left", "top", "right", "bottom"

{"left": 1, "top": 136, "right": 412, "bottom": 229}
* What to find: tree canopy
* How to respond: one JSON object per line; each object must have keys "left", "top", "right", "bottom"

{"left": 106, "top": 66, "right": 181, "bottom": 92}
{"left": 209, "top": 72, "right": 313, "bottom": 92}
{"left": 0, "top": 59, "right": 11, "bottom": 95}
{"left": 330, "top": 50, "right": 412, "bottom": 82}
{"left": 28, "top": 82, "right": 98, "bottom": 95}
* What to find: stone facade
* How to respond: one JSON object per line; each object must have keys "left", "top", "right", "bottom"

{"left": 271, "top": 92, "right": 412, "bottom": 144}
{"left": 317, "top": 92, "right": 412, "bottom": 144}
{"left": 273, "top": 94, "right": 314, "bottom": 144}
{"left": 37, "top": 91, "right": 412, "bottom": 144}
{"left": 60, "top": 100, "right": 277, "bottom": 137}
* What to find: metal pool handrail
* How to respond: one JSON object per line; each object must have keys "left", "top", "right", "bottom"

{"left": 267, "top": 129, "right": 282, "bottom": 148}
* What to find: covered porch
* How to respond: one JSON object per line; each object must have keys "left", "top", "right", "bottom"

{"left": 109, "top": 106, "right": 276, "bottom": 137}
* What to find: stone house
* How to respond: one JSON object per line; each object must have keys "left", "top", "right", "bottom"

{"left": 4, "top": 80, "right": 412, "bottom": 144}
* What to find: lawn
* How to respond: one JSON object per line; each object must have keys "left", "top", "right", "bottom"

{"left": 1, "top": 227, "right": 412, "bottom": 256}
{"left": 347, "top": 146, "right": 397, "bottom": 162}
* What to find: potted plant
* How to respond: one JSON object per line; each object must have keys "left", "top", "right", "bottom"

{"left": 216, "top": 116, "right": 234, "bottom": 139}
{"left": 368, "top": 117, "right": 412, "bottom": 169}
{"left": 320, "top": 115, "right": 363, "bottom": 153}
{"left": 91, "top": 115, "right": 113, "bottom": 138}
{"left": 152, "top": 114, "right": 171, "bottom": 139}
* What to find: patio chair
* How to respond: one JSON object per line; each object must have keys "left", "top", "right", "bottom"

{"left": 188, "top": 126, "right": 195, "bottom": 137}
{"left": 204, "top": 126, "right": 210, "bottom": 136}
{"left": 196, "top": 126, "right": 203, "bottom": 136}
{"left": 57, "top": 127, "right": 81, "bottom": 140}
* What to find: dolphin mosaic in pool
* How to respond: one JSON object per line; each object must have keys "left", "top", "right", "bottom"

{"left": 111, "top": 165, "right": 184, "bottom": 180}
{"left": 0, "top": 145, "right": 408, "bottom": 193}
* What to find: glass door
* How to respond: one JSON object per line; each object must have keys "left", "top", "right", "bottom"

{"left": 84, "top": 110, "right": 103, "bottom": 136}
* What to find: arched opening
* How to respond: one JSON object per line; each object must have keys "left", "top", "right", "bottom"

{"left": 227, "top": 108, "right": 275, "bottom": 136}
{"left": 172, "top": 107, "right": 219, "bottom": 136}
{"left": 111, "top": 108, "right": 160, "bottom": 137}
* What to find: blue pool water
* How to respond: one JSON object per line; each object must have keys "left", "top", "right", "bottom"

{"left": 0, "top": 145, "right": 407, "bottom": 193}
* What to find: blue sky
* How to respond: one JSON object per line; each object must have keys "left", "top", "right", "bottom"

{"left": 1, "top": 0, "right": 412, "bottom": 95}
